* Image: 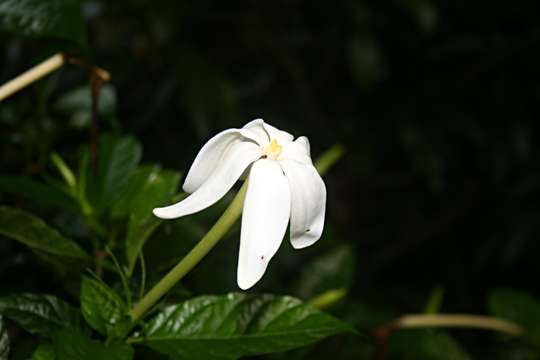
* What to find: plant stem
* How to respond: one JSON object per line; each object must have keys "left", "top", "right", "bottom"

{"left": 0, "top": 52, "right": 111, "bottom": 103}
{"left": 391, "top": 314, "right": 523, "bottom": 336}
{"left": 129, "top": 180, "right": 249, "bottom": 322}
{"left": 0, "top": 53, "right": 65, "bottom": 102}
{"left": 308, "top": 288, "right": 347, "bottom": 310}
{"left": 314, "top": 144, "right": 345, "bottom": 174}
{"left": 375, "top": 313, "right": 523, "bottom": 346}
{"left": 374, "top": 313, "right": 523, "bottom": 360}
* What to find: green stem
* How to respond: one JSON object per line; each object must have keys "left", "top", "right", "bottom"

{"left": 314, "top": 144, "right": 345, "bottom": 174}
{"left": 129, "top": 180, "right": 249, "bottom": 322}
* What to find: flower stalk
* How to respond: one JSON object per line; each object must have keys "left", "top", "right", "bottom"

{"left": 129, "top": 180, "right": 249, "bottom": 322}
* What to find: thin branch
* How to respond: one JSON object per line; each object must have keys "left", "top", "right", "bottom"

{"left": 374, "top": 313, "right": 524, "bottom": 360}
{"left": 0, "top": 52, "right": 111, "bottom": 103}
{"left": 0, "top": 53, "right": 65, "bottom": 102}
{"left": 392, "top": 314, "right": 523, "bottom": 335}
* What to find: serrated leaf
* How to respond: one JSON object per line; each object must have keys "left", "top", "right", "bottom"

{"left": 86, "top": 135, "right": 142, "bottom": 213}
{"left": 79, "top": 276, "right": 127, "bottom": 336}
{"left": 31, "top": 343, "right": 55, "bottom": 360}
{"left": 0, "top": 0, "right": 87, "bottom": 47}
{"left": 488, "top": 289, "right": 540, "bottom": 346}
{"left": 53, "top": 329, "right": 133, "bottom": 360}
{"left": 0, "top": 175, "right": 77, "bottom": 211}
{"left": 0, "top": 206, "right": 89, "bottom": 262}
{"left": 0, "top": 315, "right": 9, "bottom": 360}
{"left": 0, "top": 293, "right": 84, "bottom": 337}
{"left": 125, "top": 169, "right": 181, "bottom": 274}
{"left": 139, "top": 293, "right": 353, "bottom": 360}
{"left": 389, "top": 329, "right": 472, "bottom": 360}
{"left": 293, "top": 245, "right": 356, "bottom": 300}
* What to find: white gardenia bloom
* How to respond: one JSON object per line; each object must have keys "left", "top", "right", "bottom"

{"left": 153, "top": 119, "right": 326, "bottom": 290}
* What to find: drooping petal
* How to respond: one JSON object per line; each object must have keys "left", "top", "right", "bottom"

{"left": 280, "top": 159, "right": 326, "bottom": 249}
{"left": 182, "top": 129, "right": 243, "bottom": 193}
{"left": 153, "top": 142, "right": 262, "bottom": 219}
{"left": 242, "top": 118, "right": 270, "bottom": 147}
{"left": 280, "top": 136, "right": 312, "bottom": 165}
{"left": 263, "top": 122, "right": 294, "bottom": 145}
{"left": 237, "top": 159, "right": 291, "bottom": 290}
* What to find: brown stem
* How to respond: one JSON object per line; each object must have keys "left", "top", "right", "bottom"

{"left": 65, "top": 55, "right": 111, "bottom": 170}
{"left": 89, "top": 73, "right": 103, "bottom": 170}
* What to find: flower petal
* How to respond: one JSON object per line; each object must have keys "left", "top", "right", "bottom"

{"left": 153, "top": 142, "right": 262, "bottom": 219}
{"left": 280, "top": 159, "right": 326, "bottom": 249}
{"left": 263, "top": 122, "right": 294, "bottom": 145}
{"left": 280, "top": 136, "right": 312, "bottom": 165}
{"left": 237, "top": 159, "right": 291, "bottom": 290}
{"left": 182, "top": 129, "right": 243, "bottom": 193}
{"left": 242, "top": 118, "right": 270, "bottom": 147}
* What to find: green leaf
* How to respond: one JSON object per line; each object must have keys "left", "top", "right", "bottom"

{"left": 53, "top": 329, "right": 133, "bottom": 360}
{"left": 0, "top": 206, "right": 89, "bottom": 262}
{"left": 110, "top": 165, "right": 160, "bottom": 219}
{"left": 0, "top": 175, "right": 77, "bottom": 211}
{"left": 0, "top": 293, "right": 84, "bottom": 336}
{"left": 0, "top": 315, "right": 9, "bottom": 360}
{"left": 139, "top": 293, "right": 353, "bottom": 360}
{"left": 125, "top": 169, "right": 181, "bottom": 274}
{"left": 389, "top": 329, "right": 472, "bottom": 360}
{"left": 87, "top": 134, "right": 142, "bottom": 213}
{"left": 79, "top": 276, "right": 127, "bottom": 336}
{"left": 31, "top": 343, "right": 55, "bottom": 360}
{"left": 488, "top": 289, "right": 540, "bottom": 346}
{"left": 0, "top": 0, "right": 87, "bottom": 47}
{"left": 293, "top": 245, "right": 356, "bottom": 300}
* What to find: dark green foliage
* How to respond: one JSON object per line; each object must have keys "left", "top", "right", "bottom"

{"left": 124, "top": 168, "right": 181, "bottom": 274}
{"left": 0, "top": 206, "right": 89, "bottom": 263}
{"left": 489, "top": 289, "right": 540, "bottom": 346}
{"left": 52, "top": 329, "right": 133, "bottom": 360}
{"left": 0, "top": 0, "right": 86, "bottom": 46}
{"left": 0, "top": 293, "right": 84, "bottom": 336}
{"left": 0, "top": 316, "right": 9, "bottom": 360}
{"left": 86, "top": 134, "right": 143, "bottom": 213}
{"left": 30, "top": 343, "right": 55, "bottom": 360}
{"left": 79, "top": 276, "right": 127, "bottom": 337}
{"left": 0, "top": 175, "right": 77, "bottom": 211}
{"left": 293, "top": 245, "right": 356, "bottom": 300}
{"left": 140, "top": 293, "right": 353, "bottom": 360}
{"left": 388, "top": 330, "right": 471, "bottom": 360}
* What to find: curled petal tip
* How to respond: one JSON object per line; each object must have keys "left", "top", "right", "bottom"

{"left": 152, "top": 207, "right": 174, "bottom": 219}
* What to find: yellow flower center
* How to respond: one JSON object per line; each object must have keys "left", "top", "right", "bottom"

{"left": 263, "top": 139, "right": 282, "bottom": 160}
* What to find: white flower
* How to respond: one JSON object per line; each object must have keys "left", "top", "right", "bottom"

{"left": 153, "top": 119, "right": 326, "bottom": 290}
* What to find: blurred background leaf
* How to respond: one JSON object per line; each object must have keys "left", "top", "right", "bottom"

{"left": 0, "top": 0, "right": 87, "bottom": 47}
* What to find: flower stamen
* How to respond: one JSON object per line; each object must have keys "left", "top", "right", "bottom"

{"left": 263, "top": 139, "right": 282, "bottom": 160}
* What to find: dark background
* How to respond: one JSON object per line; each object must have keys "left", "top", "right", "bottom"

{"left": 2, "top": 0, "right": 540, "bottom": 358}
